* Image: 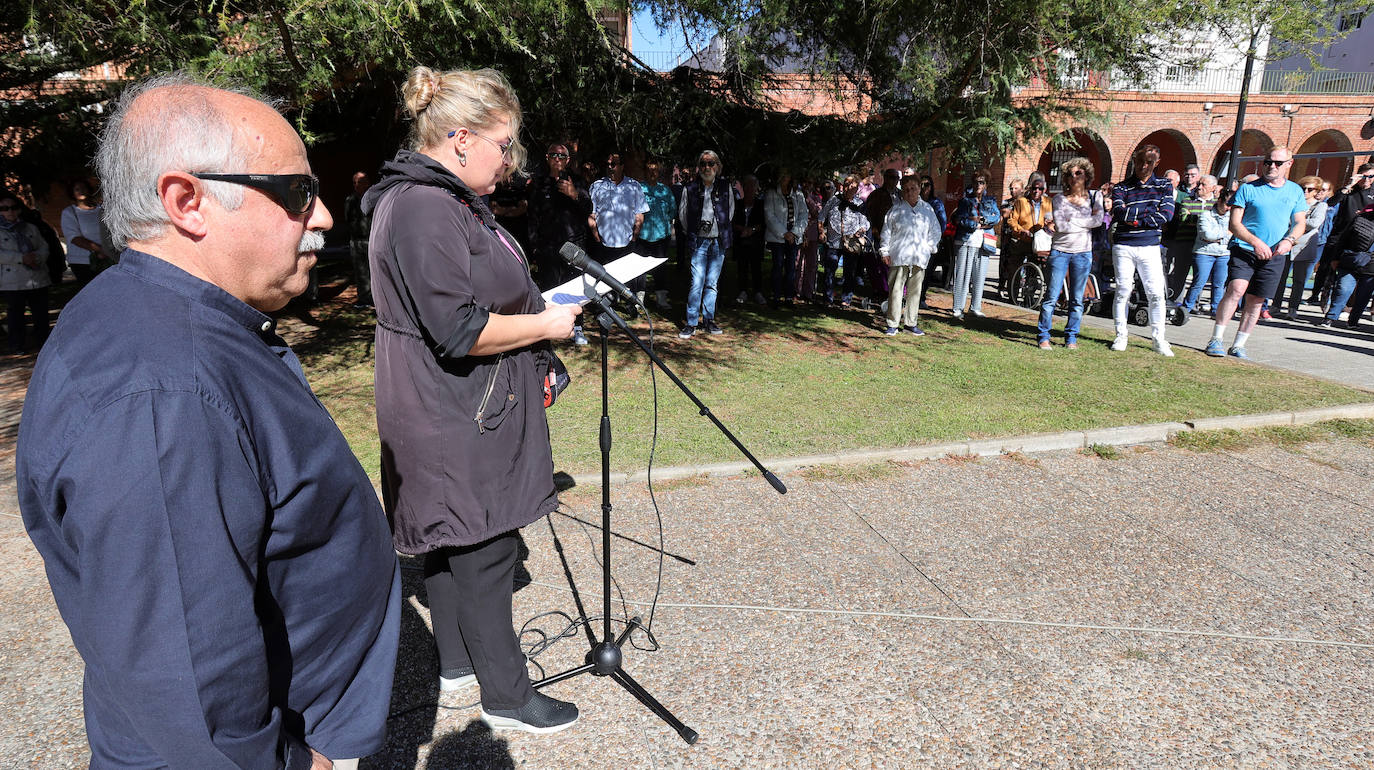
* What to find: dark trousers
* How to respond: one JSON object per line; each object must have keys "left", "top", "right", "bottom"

{"left": 423, "top": 532, "right": 533, "bottom": 710}
{"left": 71, "top": 263, "right": 97, "bottom": 286}
{"left": 735, "top": 241, "right": 764, "bottom": 296}
{"left": 768, "top": 241, "right": 798, "bottom": 300}
{"left": 4, "top": 288, "right": 49, "bottom": 352}
{"left": 920, "top": 240, "right": 952, "bottom": 305}
{"left": 350, "top": 239, "right": 372, "bottom": 303}
{"left": 635, "top": 237, "right": 671, "bottom": 295}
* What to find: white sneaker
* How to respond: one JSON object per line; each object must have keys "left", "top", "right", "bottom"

{"left": 1153, "top": 338, "right": 1174, "bottom": 357}
{"left": 439, "top": 670, "right": 477, "bottom": 692}
{"left": 735, "top": 291, "right": 747, "bottom": 304}
{"left": 1110, "top": 334, "right": 1128, "bottom": 351}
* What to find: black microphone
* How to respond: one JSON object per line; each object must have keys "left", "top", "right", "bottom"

{"left": 559, "top": 242, "right": 640, "bottom": 304}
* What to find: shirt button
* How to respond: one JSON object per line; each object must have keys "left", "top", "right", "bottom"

{"left": 260, "top": 320, "right": 273, "bottom": 333}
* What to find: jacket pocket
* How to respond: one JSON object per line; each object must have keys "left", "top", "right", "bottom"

{"left": 474, "top": 354, "right": 517, "bottom": 433}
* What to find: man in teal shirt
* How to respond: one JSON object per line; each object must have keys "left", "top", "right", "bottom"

{"left": 1205, "top": 146, "right": 1308, "bottom": 359}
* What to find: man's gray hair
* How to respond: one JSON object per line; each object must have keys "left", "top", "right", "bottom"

{"left": 96, "top": 73, "right": 272, "bottom": 246}
{"left": 699, "top": 149, "right": 721, "bottom": 165}
{"left": 1200, "top": 174, "right": 1218, "bottom": 186}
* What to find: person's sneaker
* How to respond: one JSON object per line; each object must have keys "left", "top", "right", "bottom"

{"left": 1314, "top": 318, "right": 1333, "bottom": 328}
{"left": 1204, "top": 339, "right": 1226, "bottom": 357}
{"left": 1153, "top": 338, "right": 1174, "bottom": 357}
{"left": 1228, "top": 346, "right": 1250, "bottom": 360}
{"left": 883, "top": 326, "right": 899, "bottom": 336}
{"left": 908, "top": 326, "right": 925, "bottom": 337}
{"left": 1038, "top": 340, "right": 1052, "bottom": 350}
{"left": 754, "top": 291, "right": 767, "bottom": 305}
{"left": 1259, "top": 309, "right": 1273, "bottom": 320}
{"left": 735, "top": 290, "right": 747, "bottom": 304}
{"left": 572, "top": 327, "right": 588, "bottom": 346}
{"left": 1110, "top": 334, "right": 1128, "bottom": 351}
{"left": 705, "top": 320, "right": 724, "bottom": 335}
{"left": 970, "top": 309, "right": 986, "bottom": 318}
{"left": 1065, "top": 340, "right": 1078, "bottom": 350}
{"left": 678, "top": 325, "right": 696, "bottom": 339}
{"left": 439, "top": 667, "right": 477, "bottom": 692}
{"left": 1283, "top": 311, "right": 1297, "bottom": 321}
{"left": 951, "top": 311, "right": 963, "bottom": 320}
{"left": 480, "top": 691, "right": 579, "bottom": 734}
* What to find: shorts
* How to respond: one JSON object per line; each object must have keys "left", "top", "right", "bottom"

{"left": 1228, "top": 244, "right": 1288, "bottom": 298}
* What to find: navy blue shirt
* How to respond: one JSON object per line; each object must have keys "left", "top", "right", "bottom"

{"left": 17, "top": 250, "right": 400, "bottom": 768}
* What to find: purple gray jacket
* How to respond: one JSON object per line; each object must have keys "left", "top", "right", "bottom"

{"left": 364, "top": 150, "right": 559, "bottom": 553}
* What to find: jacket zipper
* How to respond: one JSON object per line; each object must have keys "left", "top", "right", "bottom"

{"left": 474, "top": 354, "right": 506, "bottom": 433}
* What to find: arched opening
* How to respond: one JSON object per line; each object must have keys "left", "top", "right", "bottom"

{"left": 1034, "top": 128, "right": 1112, "bottom": 193}
{"left": 1127, "top": 129, "right": 1197, "bottom": 180}
{"left": 1293, "top": 129, "right": 1355, "bottom": 184}
{"left": 1211, "top": 129, "right": 1274, "bottom": 182}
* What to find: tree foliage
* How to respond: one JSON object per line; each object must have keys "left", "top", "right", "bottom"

{"left": 2, "top": 0, "right": 1367, "bottom": 193}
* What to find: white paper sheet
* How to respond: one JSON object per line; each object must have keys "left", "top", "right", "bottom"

{"left": 541, "top": 253, "right": 667, "bottom": 305}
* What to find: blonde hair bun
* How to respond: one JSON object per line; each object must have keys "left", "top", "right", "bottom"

{"left": 402, "top": 66, "right": 440, "bottom": 117}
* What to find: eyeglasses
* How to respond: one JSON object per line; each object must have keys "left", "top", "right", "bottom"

{"left": 192, "top": 173, "right": 319, "bottom": 215}
{"left": 0, "top": 204, "right": 19, "bottom": 212}
{"left": 1068, "top": 169, "right": 1086, "bottom": 176}
{"left": 1262, "top": 158, "right": 1290, "bottom": 167}
{"left": 1363, "top": 174, "right": 1374, "bottom": 179}
{"left": 1303, "top": 187, "right": 1319, "bottom": 192}
{"left": 699, "top": 160, "right": 720, "bottom": 168}
{"left": 448, "top": 128, "right": 514, "bottom": 161}
{"left": 546, "top": 152, "right": 569, "bottom": 160}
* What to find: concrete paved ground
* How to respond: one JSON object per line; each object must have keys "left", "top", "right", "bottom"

{"left": 4, "top": 435, "right": 1373, "bottom": 768}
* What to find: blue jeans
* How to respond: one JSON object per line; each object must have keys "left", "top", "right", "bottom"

{"left": 1327, "top": 270, "right": 1374, "bottom": 324}
{"left": 686, "top": 238, "right": 726, "bottom": 326}
{"left": 1038, "top": 249, "right": 1092, "bottom": 343}
{"left": 1181, "top": 251, "right": 1228, "bottom": 312}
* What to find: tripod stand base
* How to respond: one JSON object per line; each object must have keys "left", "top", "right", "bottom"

{"left": 535, "top": 632, "right": 699, "bottom": 744}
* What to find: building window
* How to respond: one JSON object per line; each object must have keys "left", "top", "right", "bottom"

{"left": 1338, "top": 11, "right": 1366, "bottom": 32}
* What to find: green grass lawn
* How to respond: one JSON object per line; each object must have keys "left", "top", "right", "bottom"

{"left": 283, "top": 290, "right": 1371, "bottom": 480}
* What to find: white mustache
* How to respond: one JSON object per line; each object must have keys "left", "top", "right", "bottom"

{"left": 298, "top": 229, "right": 325, "bottom": 254}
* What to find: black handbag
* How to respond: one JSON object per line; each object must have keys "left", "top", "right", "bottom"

{"left": 1345, "top": 212, "right": 1374, "bottom": 254}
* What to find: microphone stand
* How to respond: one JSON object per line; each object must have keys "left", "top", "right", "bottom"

{"left": 533, "top": 284, "right": 787, "bottom": 745}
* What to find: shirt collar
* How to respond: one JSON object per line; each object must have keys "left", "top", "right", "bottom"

{"left": 116, "top": 249, "right": 280, "bottom": 339}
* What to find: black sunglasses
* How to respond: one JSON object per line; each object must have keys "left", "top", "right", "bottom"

{"left": 192, "top": 173, "right": 319, "bottom": 214}
{"left": 1262, "top": 159, "right": 1290, "bottom": 167}
{"left": 0, "top": 204, "right": 20, "bottom": 212}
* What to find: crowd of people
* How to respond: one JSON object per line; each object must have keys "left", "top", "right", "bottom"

{"left": 467, "top": 137, "right": 1374, "bottom": 356}
{"left": 10, "top": 58, "right": 1374, "bottom": 768}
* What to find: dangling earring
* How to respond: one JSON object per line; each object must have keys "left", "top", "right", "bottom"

{"left": 457, "top": 150, "right": 467, "bottom": 167}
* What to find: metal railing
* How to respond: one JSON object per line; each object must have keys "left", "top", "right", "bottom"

{"left": 631, "top": 49, "right": 689, "bottom": 71}
{"left": 1029, "top": 63, "right": 1374, "bottom": 95}
{"left": 1259, "top": 69, "right": 1374, "bottom": 94}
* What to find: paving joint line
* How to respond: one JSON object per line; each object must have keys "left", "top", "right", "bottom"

{"left": 570, "top": 403, "right": 1374, "bottom": 487}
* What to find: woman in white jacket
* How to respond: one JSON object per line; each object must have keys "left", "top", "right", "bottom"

{"left": 1039, "top": 157, "right": 1104, "bottom": 349}
{"left": 763, "top": 170, "right": 809, "bottom": 305}
{"left": 879, "top": 176, "right": 940, "bottom": 335}
{"left": 0, "top": 194, "right": 52, "bottom": 353}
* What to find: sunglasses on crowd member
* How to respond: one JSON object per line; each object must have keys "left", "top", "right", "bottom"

{"left": 546, "top": 151, "right": 570, "bottom": 160}
{"left": 1262, "top": 158, "right": 1290, "bottom": 167}
{"left": 1068, "top": 169, "right": 1086, "bottom": 176}
{"left": 699, "top": 159, "right": 720, "bottom": 168}
{"left": 1030, "top": 185, "right": 1046, "bottom": 190}
{"left": 1363, "top": 173, "right": 1374, "bottom": 179}
{"left": 192, "top": 173, "right": 319, "bottom": 215}
{"left": 1303, "top": 186, "right": 1320, "bottom": 192}
{"left": 0, "top": 204, "right": 20, "bottom": 212}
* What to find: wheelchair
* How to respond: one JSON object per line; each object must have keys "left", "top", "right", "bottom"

{"left": 1006, "top": 251, "right": 1102, "bottom": 318}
